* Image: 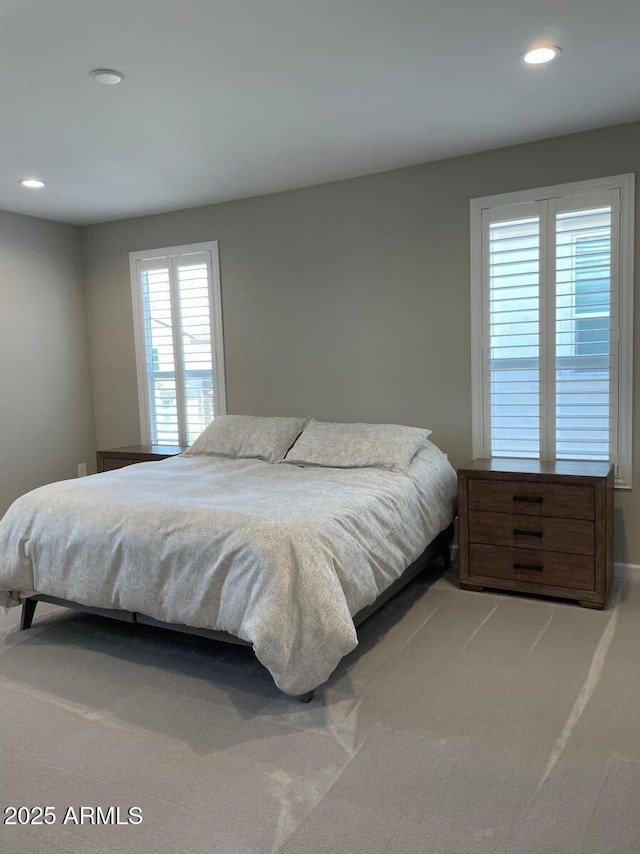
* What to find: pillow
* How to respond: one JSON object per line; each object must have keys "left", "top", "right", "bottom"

{"left": 183, "top": 415, "right": 308, "bottom": 463}
{"left": 283, "top": 420, "right": 431, "bottom": 472}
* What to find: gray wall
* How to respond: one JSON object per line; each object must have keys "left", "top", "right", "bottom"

{"left": 83, "top": 120, "right": 640, "bottom": 562}
{"left": 0, "top": 211, "right": 95, "bottom": 517}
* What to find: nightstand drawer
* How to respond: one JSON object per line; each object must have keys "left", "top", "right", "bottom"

{"left": 469, "top": 511, "right": 594, "bottom": 555}
{"left": 467, "top": 480, "right": 594, "bottom": 520}
{"left": 470, "top": 544, "right": 595, "bottom": 590}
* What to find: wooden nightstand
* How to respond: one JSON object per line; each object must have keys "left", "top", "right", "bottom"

{"left": 96, "top": 444, "right": 185, "bottom": 472}
{"left": 457, "top": 458, "right": 614, "bottom": 609}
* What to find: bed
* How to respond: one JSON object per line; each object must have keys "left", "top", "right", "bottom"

{"left": 0, "top": 417, "right": 457, "bottom": 700}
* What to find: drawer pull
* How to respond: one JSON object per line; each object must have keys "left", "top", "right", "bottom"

{"left": 513, "top": 529, "right": 543, "bottom": 538}
{"left": 513, "top": 562, "right": 544, "bottom": 572}
{"left": 512, "top": 495, "right": 543, "bottom": 504}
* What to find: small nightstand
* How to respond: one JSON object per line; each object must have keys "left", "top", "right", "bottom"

{"left": 96, "top": 444, "right": 185, "bottom": 473}
{"left": 457, "top": 458, "right": 614, "bottom": 609}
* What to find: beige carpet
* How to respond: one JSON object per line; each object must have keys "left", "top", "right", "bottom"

{"left": 1, "top": 562, "right": 639, "bottom": 854}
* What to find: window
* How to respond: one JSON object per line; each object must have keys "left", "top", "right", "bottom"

{"left": 470, "top": 175, "right": 634, "bottom": 487}
{"left": 573, "top": 233, "right": 609, "bottom": 357}
{"left": 130, "top": 241, "right": 226, "bottom": 446}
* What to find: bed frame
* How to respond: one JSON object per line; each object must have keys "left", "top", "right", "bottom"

{"left": 19, "top": 523, "right": 454, "bottom": 702}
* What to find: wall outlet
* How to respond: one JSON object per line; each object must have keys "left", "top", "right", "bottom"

{"left": 77, "top": 463, "right": 87, "bottom": 477}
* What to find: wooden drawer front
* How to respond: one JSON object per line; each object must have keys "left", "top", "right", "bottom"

{"left": 101, "top": 458, "right": 136, "bottom": 471}
{"left": 470, "top": 544, "right": 595, "bottom": 590}
{"left": 467, "top": 480, "right": 594, "bottom": 520}
{"left": 468, "top": 511, "right": 594, "bottom": 555}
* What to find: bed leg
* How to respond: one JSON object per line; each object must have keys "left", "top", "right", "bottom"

{"left": 297, "top": 691, "right": 314, "bottom": 703}
{"left": 20, "top": 598, "right": 38, "bottom": 631}
{"left": 442, "top": 542, "right": 452, "bottom": 569}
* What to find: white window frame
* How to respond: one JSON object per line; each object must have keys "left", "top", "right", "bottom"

{"left": 470, "top": 174, "right": 634, "bottom": 488}
{"left": 130, "top": 241, "right": 226, "bottom": 446}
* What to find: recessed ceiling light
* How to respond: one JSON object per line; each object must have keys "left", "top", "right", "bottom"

{"left": 19, "top": 178, "right": 45, "bottom": 189}
{"left": 523, "top": 46, "right": 561, "bottom": 65}
{"left": 90, "top": 68, "right": 124, "bottom": 85}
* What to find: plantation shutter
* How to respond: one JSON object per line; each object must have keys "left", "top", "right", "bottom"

{"left": 138, "top": 257, "right": 178, "bottom": 444}
{"left": 553, "top": 193, "right": 616, "bottom": 461}
{"left": 132, "top": 243, "right": 224, "bottom": 446}
{"left": 485, "top": 204, "right": 542, "bottom": 458}
{"left": 480, "top": 190, "right": 619, "bottom": 467}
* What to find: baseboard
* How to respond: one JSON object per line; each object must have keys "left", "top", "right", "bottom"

{"left": 614, "top": 562, "right": 640, "bottom": 579}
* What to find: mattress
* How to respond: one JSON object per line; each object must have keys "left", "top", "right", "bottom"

{"left": 0, "top": 442, "right": 456, "bottom": 694}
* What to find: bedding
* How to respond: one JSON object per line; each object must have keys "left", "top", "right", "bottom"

{"left": 284, "top": 420, "right": 431, "bottom": 472}
{"left": 0, "top": 441, "right": 456, "bottom": 695}
{"left": 183, "top": 414, "right": 308, "bottom": 462}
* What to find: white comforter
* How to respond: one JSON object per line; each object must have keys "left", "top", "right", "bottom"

{"left": 0, "top": 443, "right": 456, "bottom": 695}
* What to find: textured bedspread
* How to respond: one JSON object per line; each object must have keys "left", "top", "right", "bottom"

{"left": 0, "top": 443, "right": 456, "bottom": 694}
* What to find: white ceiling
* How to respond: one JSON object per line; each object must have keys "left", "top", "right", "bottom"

{"left": 1, "top": 0, "right": 639, "bottom": 225}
